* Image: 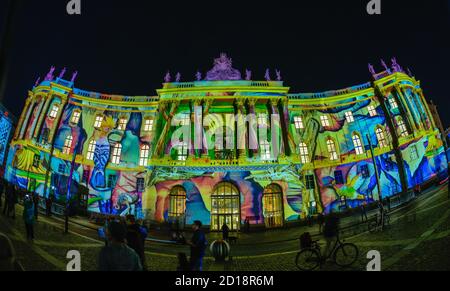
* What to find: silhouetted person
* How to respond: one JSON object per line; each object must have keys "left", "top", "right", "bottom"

{"left": 45, "top": 195, "right": 53, "bottom": 216}
{"left": 360, "top": 202, "right": 368, "bottom": 222}
{"left": 244, "top": 218, "right": 250, "bottom": 233}
{"left": 32, "top": 192, "right": 39, "bottom": 220}
{"left": 187, "top": 220, "right": 206, "bottom": 271}
{"left": 176, "top": 252, "right": 190, "bottom": 271}
{"left": 126, "top": 216, "right": 146, "bottom": 270}
{"left": 0, "top": 179, "right": 4, "bottom": 208}
{"left": 317, "top": 213, "right": 324, "bottom": 233}
{"left": 221, "top": 223, "right": 229, "bottom": 241}
{"left": 323, "top": 209, "right": 340, "bottom": 260}
{"left": 23, "top": 194, "right": 35, "bottom": 241}
{"left": 98, "top": 221, "right": 142, "bottom": 271}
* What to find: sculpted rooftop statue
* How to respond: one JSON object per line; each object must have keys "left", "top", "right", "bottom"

{"left": 205, "top": 53, "right": 242, "bottom": 81}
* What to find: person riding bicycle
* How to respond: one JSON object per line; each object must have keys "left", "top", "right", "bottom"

{"left": 323, "top": 209, "right": 340, "bottom": 260}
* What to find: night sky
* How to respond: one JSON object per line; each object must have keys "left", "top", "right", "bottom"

{"left": 1, "top": 0, "right": 449, "bottom": 126}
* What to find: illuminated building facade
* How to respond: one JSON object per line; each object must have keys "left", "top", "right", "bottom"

{"left": 0, "top": 103, "right": 15, "bottom": 173}
{"left": 4, "top": 55, "right": 448, "bottom": 230}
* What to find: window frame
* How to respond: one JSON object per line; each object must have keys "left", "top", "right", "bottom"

{"left": 111, "top": 143, "right": 122, "bottom": 165}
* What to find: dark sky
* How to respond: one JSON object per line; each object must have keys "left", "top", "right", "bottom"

{"left": 1, "top": 0, "right": 450, "bottom": 126}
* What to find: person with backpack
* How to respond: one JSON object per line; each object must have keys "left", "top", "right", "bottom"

{"left": 23, "top": 194, "right": 35, "bottom": 241}
{"left": 187, "top": 220, "right": 207, "bottom": 271}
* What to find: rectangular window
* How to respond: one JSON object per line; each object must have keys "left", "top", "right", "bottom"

{"left": 94, "top": 116, "right": 104, "bottom": 128}
{"left": 389, "top": 97, "right": 398, "bottom": 109}
{"left": 49, "top": 105, "right": 59, "bottom": 118}
{"left": 136, "top": 178, "right": 145, "bottom": 192}
{"left": 58, "top": 163, "right": 66, "bottom": 173}
{"left": 294, "top": 116, "right": 304, "bottom": 129}
{"left": 360, "top": 165, "right": 370, "bottom": 178}
{"left": 107, "top": 175, "right": 117, "bottom": 188}
{"left": 117, "top": 118, "right": 127, "bottom": 130}
{"left": 260, "top": 141, "right": 271, "bottom": 160}
{"left": 143, "top": 119, "right": 154, "bottom": 132}
{"left": 82, "top": 170, "right": 90, "bottom": 184}
{"left": 71, "top": 111, "right": 81, "bottom": 124}
{"left": 334, "top": 170, "right": 344, "bottom": 185}
{"left": 178, "top": 142, "right": 188, "bottom": 161}
{"left": 410, "top": 145, "right": 419, "bottom": 160}
{"left": 180, "top": 113, "right": 190, "bottom": 126}
{"left": 41, "top": 128, "right": 50, "bottom": 144}
{"left": 368, "top": 105, "right": 377, "bottom": 117}
{"left": 320, "top": 115, "right": 330, "bottom": 127}
{"left": 258, "top": 114, "right": 268, "bottom": 126}
{"left": 32, "top": 154, "right": 40, "bottom": 167}
{"left": 305, "top": 175, "right": 315, "bottom": 190}
{"left": 345, "top": 111, "right": 354, "bottom": 123}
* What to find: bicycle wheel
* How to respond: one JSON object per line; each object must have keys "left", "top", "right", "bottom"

{"left": 334, "top": 243, "right": 359, "bottom": 267}
{"left": 295, "top": 248, "right": 321, "bottom": 271}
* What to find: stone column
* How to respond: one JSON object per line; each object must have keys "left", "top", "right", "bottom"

{"left": 247, "top": 98, "right": 258, "bottom": 156}
{"left": 269, "top": 98, "right": 285, "bottom": 159}
{"left": 14, "top": 98, "right": 32, "bottom": 140}
{"left": 236, "top": 98, "right": 247, "bottom": 161}
{"left": 19, "top": 97, "right": 37, "bottom": 140}
{"left": 33, "top": 94, "right": 53, "bottom": 140}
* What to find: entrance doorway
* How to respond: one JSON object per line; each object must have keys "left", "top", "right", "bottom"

{"left": 210, "top": 182, "right": 241, "bottom": 231}
{"left": 263, "top": 184, "right": 284, "bottom": 228}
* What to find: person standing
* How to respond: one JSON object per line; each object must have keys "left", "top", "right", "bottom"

{"left": 32, "top": 192, "right": 39, "bottom": 220}
{"left": 98, "top": 221, "right": 143, "bottom": 271}
{"left": 317, "top": 213, "right": 325, "bottom": 233}
{"left": 360, "top": 201, "right": 368, "bottom": 222}
{"left": 23, "top": 195, "right": 35, "bottom": 241}
{"left": 0, "top": 179, "right": 4, "bottom": 208}
{"left": 323, "top": 209, "right": 340, "bottom": 260}
{"left": 45, "top": 195, "right": 53, "bottom": 217}
{"left": 187, "top": 220, "right": 207, "bottom": 271}
{"left": 126, "top": 216, "right": 146, "bottom": 270}
{"left": 221, "top": 223, "right": 229, "bottom": 241}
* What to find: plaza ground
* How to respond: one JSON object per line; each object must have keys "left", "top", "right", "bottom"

{"left": 0, "top": 183, "right": 449, "bottom": 271}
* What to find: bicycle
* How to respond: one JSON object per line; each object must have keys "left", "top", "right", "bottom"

{"left": 295, "top": 235, "right": 359, "bottom": 271}
{"left": 368, "top": 212, "right": 390, "bottom": 233}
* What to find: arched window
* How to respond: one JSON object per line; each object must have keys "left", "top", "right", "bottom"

{"left": 139, "top": 144, "right": 150, "bottom": 166}
{"left": 260, "top": 140, "right": 271, "bottom": 160}
{"left": 71, "top": 110, "right": 81, "bottom": 124}
{"left": 62, "top": 135, "right": 73, "bottom": 155}
{"left": 211, "top": 182, "right": 240, "bottom": 231}
{"left": 352, "top": 133, "right": 364, "bottom": 155}
{"left": 375, "top": 127, "right": 388, "bottom": 148}
{"left": 397, "top": 117, "right": 409, "bottom": 137}
{"left": 168, "top": 186, "right": 186, "bottom": 219}
{"left": 299, "top": 142, "right": 309, "bottom": 164}
{"left": 326, "top": 138, "right": 339, "bottom": 161}
{"left": 263, "top": 184, "right": 284, "bottom": 228}
{"left": 49, "top": 104, "right": 60, "bottom": 119}
{"left": 111, "top": 143, "right": 122, "bottom": 164}
{"left": 94, "top": 115, "right": 104, "bottom": 128}
{"left": 86, "top": 140, "right": 96, "bottom": 160}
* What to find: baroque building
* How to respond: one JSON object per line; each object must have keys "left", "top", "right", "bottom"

{"left": 4, "top": 54, "right": 448, "bottom": 230}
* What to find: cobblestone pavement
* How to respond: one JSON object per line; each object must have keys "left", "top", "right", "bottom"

{"left": 1, "top": 183, "right": 449, "bottom": 271}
